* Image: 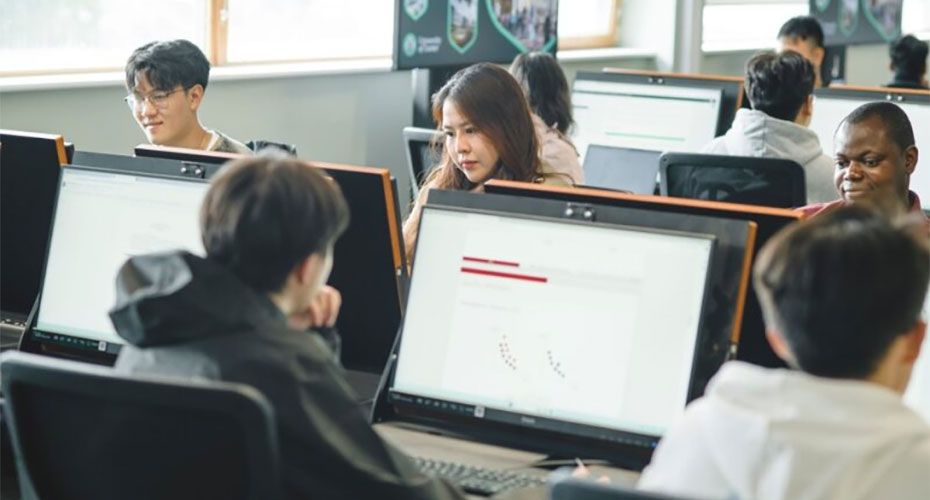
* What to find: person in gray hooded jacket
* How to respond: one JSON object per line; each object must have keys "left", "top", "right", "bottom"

{"left": 703, "top": 50, "right": 837, "bottom": 204}
{"left": 109, "top": 156, "right": 465, "bottom": 500}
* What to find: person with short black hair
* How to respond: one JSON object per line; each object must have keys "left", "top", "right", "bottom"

{"left": 638, "top": 206, "right": 930, "bottom": 500}
{"left": 702, "top": 50, "right": 836, "bottom": 203}
{"left": 124, "top": 40, "right": 251, "bottom": 154}
{"left": 800, "top": 101, "right": 927, "bottom": 224}
{"left": 888, "top": 34, "right": 929, "bottom": 90}
{"left": 110, "top": 156, "right": 465, "bottom": 499}
{"left": 777, "top": 15, "right": 825, "bottom": 88}
{"left": 509, "top": 52, "right": 583, "bottom": 184}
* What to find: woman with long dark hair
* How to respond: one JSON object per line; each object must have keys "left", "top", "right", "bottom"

{"left": 510, "top": 51, "right": 583, "bottom": 184}
{"left": 403, "top": 62, "right": 572, "bottom": 259}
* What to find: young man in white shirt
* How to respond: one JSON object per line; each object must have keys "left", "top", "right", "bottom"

{"left": 124, "top": 40, "right": 252, "bottom": 155}
{"left": 638, "top": 206, "right": 930, "bottom": 500}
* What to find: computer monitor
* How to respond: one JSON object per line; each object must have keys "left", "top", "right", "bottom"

{"left": 483, "top": 180, "right": 803, "bottom": 370}
{"left": 0, "top": 130, "right": 68, "bottom": 324}
{"left": 573, "top": 70, "right": 742, "bottom": 162}
{"left": 376, "top": 202, "right": 716, "bottom": 468}
{"left": 600, "top": 69, "right": 745, "bottom": 138}
{"left": 581, "top": 145, "right": 661, "bottom": 195}
{"left": 308, "top": 161, "right": 409, "bottom": 372}
{"left": 128, "top": 146, "right": 409, "bottom": 372}
{"left": 73, "top": 151, "right": 219, "bottom": 179}
{"left": 403, "top": 126, "right": 442, "bottom": 199}
{"left": 808, "top": 86, "right": 930, "bottom": 208}
{"left": 20, "top": 166, "right": 208, "bottom": 364}
{"left": 425, "top": 188, "right": 756, "bottom": 400}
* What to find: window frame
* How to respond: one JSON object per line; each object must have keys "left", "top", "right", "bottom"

{"left": 1, "top": 0, "right": 624, "bottom": 77}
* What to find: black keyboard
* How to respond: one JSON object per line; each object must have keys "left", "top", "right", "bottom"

{"left": 413, "top": 456, "right": 547, "bottom": 496}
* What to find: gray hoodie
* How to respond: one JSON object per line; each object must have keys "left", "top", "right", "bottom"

{"left": 703, "top": 109, "right": 838, "bottom": 204}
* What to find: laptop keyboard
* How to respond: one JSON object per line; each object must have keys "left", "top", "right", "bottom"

{"left": 413, "top": 456, "right": 547, "bottom": 496}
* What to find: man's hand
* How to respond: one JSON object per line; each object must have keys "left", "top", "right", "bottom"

{"left": 289, "top": 285, "right": 342, "bottom": 330}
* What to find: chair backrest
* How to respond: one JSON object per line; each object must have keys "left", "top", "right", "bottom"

{"left": 548, "top": 474, "right": 696, "bottom": 500}
{"left": 0, "top": 351, "right": 281, "bottom": 500}
{"left": 659, "top": 153, "right": 806, "bottom": 208}
{"left": 245, "top": 140, "right": 297, "bottom": 156}
{"left": 402, "top": 126, "right": 442, "bottom": 199}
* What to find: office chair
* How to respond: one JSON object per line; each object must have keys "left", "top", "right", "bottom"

{"left": 246, "top": 140, "right": 297, "bottom": 156}
{"left": 0, "top": 351, "right": 281, "bottom": 500}
{"left": 403, "top": 126, "right": 442, "bottom": 199}
{"left": 549, "top": 474, "right": 698, "bottom": 500}
{"left": 659, "top": 153, "right": 806, "bottom": 208}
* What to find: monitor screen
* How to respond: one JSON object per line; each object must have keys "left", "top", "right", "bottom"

{"left": 808, "top": 91, "right": 930, "bottom": 209}
{"left": 390, "top": 206, "right": 714, "bottom": 447}
{"left": 394, "top": 0, "right": 557, "bottom": 70}
{"left": 582, "top": 145, "right": 661, "bottom": 195}
{"left": 572, "top": 78, "right": 723, "bottom": 163}
{"left": 32, "top": 167, "right": 207, "bottom": 352}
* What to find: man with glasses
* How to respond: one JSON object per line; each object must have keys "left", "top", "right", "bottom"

{"left": 124, "top": 40, "right": 251, "bottom": 154}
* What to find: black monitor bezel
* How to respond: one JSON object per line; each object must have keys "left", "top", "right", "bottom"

{"left": 814, "top": 86, "right": 930, "bottom": 106}
{"left": 19, "top": 165, "right": 209, "bottom": 366}
{"left": 374, "top": 200, "right": 717, "bottom": 469}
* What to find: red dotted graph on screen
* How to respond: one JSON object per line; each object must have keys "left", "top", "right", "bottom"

{"left": 499, "top": 333, "right": 518, "bottom": 370}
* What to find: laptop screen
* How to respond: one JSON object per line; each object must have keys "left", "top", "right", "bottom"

{"left": 30, "top": 167, "right": 207, "bottom": 355}
{"left": 390, "top": 205, "right": 714, "bottom": 448}
{"left": 582, "top": 145, "right": 661, "bottom": 195}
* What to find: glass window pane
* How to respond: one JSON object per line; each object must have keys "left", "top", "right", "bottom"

{"left": 902, "top": 0, "right": 930, "bottom": 36}
{"left": 702, "top": 2, "right": 807, "bottom": 52}
{"left": 558, "top": 0, "right": 615, "bottom": 39}
{"left": 0, "top": 0, "right": 207, "bottom": 75}
{"left": 225, "top": 0, "right": 393, "bottom": 63}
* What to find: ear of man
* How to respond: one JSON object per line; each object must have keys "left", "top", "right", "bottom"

{"left": 187, "top": 84, "right": 205, "bottom": 112}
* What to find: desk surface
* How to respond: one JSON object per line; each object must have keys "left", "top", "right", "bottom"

{"left": 375, "top": 423, "right": 642, "bottom": 499}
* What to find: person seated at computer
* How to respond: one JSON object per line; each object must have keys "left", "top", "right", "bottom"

{"left": 800, "top": 101, "right": 927, "bottom": 225}
{"left": 777, "top": 15, "right": 825, "bottom": 88}
{"left": 404, "top": 63, "right": 573, "bottom": 258}
{"left": 109, "top": 156, "right": 465, "bottom": 499}
{"left": 887, "top": 35, "right": 929, "bottom": 90}
{"left": 638, "top": 205, "right": 930, "bottom": 500}
{"left": 702, "top": 50, "right": 837, "bottom": 204}
{"left": 124, "top": 40, "right": 252, "bottom": 155}
{"left": 509, "top": 52, "right": 584, "bottom": 184}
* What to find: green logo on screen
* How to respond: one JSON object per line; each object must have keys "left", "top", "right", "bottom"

{"left": 405, "top": 0, "right": 429, "bottom": 21}
{"left": 403, "top": 33, "right": 418, "bottom": 58}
